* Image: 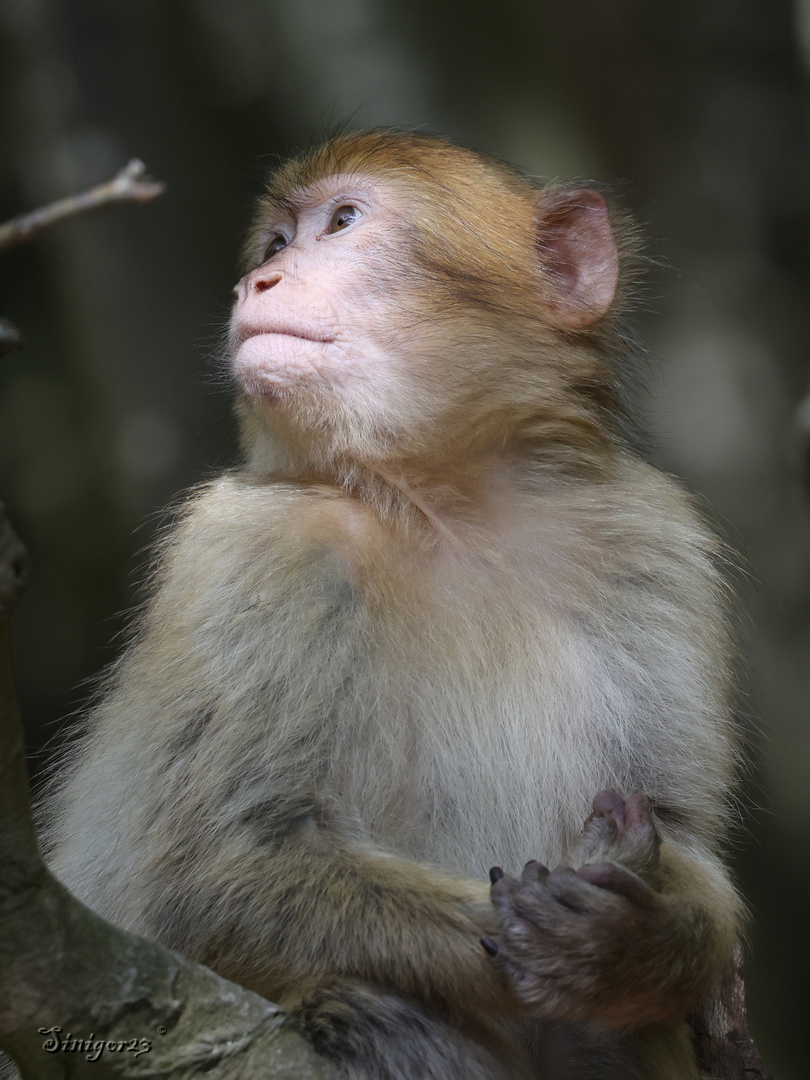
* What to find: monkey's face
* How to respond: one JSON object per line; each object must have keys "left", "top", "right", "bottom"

{"left": 229, "top": 173, "right": 505, "bottom": 469}
{"left": 228, "top": 133, "right": 623, "bottom": 475}
{"left": 231, "top": 176, "right": 413, "bottom": 412}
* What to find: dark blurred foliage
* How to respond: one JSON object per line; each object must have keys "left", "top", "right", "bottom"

{"left": 1, "top": 1, "right": 809, "bottom": 1075}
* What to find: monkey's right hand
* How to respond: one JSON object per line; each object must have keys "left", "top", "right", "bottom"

{"left": 481, "top": 791, "right": 715, "bottom": 1027}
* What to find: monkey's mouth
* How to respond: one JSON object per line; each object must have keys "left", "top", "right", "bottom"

{"left": 233, "top": 327, "right": 341, "bottom": 405}
{"left": 235, "top": 325, "right": 335, "bottom": 346}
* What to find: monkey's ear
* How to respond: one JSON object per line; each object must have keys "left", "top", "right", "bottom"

{"left": 534, "top": 189, "right": 619, "bottom": 328}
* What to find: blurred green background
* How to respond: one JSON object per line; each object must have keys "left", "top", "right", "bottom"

{"left": 1, "top": 1, "right": 809, "bottom": 1075}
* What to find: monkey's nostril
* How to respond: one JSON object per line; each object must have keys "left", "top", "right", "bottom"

{"left": 254, "top": 273, "right": 282, "bottom": 294}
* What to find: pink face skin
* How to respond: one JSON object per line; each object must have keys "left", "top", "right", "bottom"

{"left": 230, "top": 177, "right": 409, "bottom": 410}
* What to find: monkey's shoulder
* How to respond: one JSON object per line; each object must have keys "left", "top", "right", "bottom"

{"left": 194, "top": 473, "right": 386, "bottom": 548}
{"left": 155, "top": 464, "right": 726, "bottom": 631}
{"left": 154, "top": 473, "right": 386, "bottom": 599}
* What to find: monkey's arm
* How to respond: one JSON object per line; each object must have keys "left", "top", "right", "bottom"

{"left": 41, "top": 481, "right": 516, "bottom": 1029}
{"left": 487, "top": 791, "right": 741, "bottom": 1029}
{"left": 145, "top": 824, "right": 519, "bottom": 1026}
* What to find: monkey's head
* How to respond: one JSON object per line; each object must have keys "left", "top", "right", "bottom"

{"left": 229, "top": 130, "right": 627, "bottom": 480}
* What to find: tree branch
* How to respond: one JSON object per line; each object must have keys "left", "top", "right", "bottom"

{"left": 692, "top": 945, "right": 772, "bottom": 1080}
{"left": 0, "top": 160, "right": 165, "bottom": 254}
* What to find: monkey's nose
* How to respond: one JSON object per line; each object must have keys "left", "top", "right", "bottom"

{"left": 253, "top": 272, "right": 282, "bottom": 294}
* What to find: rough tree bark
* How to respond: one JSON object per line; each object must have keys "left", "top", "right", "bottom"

{"left": 692, "top": 948, "right": 773, "bottom": 1080}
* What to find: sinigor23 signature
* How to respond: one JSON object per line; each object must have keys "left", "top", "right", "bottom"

{"left": 39, "top": 1026, "right": 160, "bottom": 1061}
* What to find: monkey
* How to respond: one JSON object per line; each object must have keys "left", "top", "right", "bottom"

{"left": 40, "top": 130, "right": 743, "bottom": 1079}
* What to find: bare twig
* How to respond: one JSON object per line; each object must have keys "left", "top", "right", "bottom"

{"left": 0, "top": 160, "right": 165, "bottom": 253}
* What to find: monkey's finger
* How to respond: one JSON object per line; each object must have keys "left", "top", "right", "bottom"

{"left": 543, "top": 866, "right": 599, "bottom": 913}
{"left": 576, "top": 861, "right": 656, "bottom": 908}
{"left": 491, "top": 876, "right": 554, "bottom": 930}
{"left": 489, "top": 867, "right": 524, "bottom": 906}
{"left": 581, "top": 809, "right": 619, "bottom": 845}
{"left": 624, "top": 791, "right": 654, "bottom": 834}
{"left": 489, "top": 866, "right": 527, "bottom": 898}
{"left": 591, "top": 789, "right": 627, "bottom": 830}
{"left": 521, "top": 860, "right": 549, "bottom": 885}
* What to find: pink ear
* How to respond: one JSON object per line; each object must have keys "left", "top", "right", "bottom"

{"left": 535, "top": 189, "right": 619, "bottom": 328}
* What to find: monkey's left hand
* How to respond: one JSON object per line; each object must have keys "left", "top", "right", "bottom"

{"left": 484, "top": 790, "right": 712, "bottom": 1027}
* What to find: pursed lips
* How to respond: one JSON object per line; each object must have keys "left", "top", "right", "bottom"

{"left": 235, "top": 323, "right": 335, "bottom": 345}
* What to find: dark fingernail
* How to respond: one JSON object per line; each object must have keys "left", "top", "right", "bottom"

{"left": 481, "top": 937, "right": 500, "bottom": 956}
{"left": 489, "top": 866, "right": 504, "bottom": 884}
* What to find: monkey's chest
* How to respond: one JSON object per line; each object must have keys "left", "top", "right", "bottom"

{"left": 207, "top": 522, "right": 622, "bottom": 877}
{"left": 283, "top": 567, "right": 596, "bottom": 877}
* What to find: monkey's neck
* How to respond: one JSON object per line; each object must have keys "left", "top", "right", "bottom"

{"left": 370, "top": 466, "right": 463, "bottom": 548}
{"left": 304, "top": 453, "right": 516, "bottom": 553}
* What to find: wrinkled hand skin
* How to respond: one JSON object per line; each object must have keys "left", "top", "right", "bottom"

{"left": 485, "top": 791, "right": 714, "bottom": 1029}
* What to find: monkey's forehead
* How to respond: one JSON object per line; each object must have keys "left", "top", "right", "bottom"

{"left": 261, "top": 130, "right": 536, "bottom": 209}
{"left": 258, "top": 173, "right": 383, "bottom": 220}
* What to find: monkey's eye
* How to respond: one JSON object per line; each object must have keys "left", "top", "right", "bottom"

{"left": 327, "top": 205, "right": 360, "bottom": 233}
{"left": 262, "top": 234, "right": 288, "bottom": 261}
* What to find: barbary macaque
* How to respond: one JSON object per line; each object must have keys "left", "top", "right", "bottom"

{"left": 43, "top": 131, "right": 743, "bottom": 1079}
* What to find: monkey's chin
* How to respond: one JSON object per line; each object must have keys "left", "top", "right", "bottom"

{"left": 234, "top": 334, "right": 332, "bottom": 406}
